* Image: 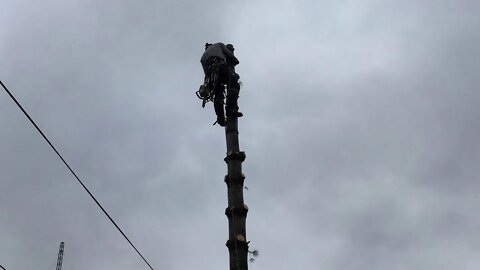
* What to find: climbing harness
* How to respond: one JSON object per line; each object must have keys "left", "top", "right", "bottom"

{"left": 196, "top": 58, "right": 226, "bottom": 108}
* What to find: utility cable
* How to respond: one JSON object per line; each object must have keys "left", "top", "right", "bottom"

{"left": 0, "top": 81, "right": 155, "bottom": 270}
{"left": 0, "top": 264, "right": 6, "bottom": 270}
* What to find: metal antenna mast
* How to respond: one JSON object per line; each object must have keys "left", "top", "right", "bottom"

{"left": 55, "top": 242, "right": 65, "bottom": 270}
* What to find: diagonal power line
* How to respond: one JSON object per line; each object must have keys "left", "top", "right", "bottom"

{"left": 0, "top": 81, "right": 155, "bottom": 270}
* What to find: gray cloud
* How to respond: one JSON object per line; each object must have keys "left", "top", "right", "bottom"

{"left": 1, "top": 0, "right": 480, "bottom": 270}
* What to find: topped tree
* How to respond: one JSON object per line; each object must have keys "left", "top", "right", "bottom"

{"left": 198, "top": 42, "right": 249, "bottom": 270}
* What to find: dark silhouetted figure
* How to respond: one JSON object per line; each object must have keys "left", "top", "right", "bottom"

{"left": 198, "top": 42, "right": 242, "bottom": 126}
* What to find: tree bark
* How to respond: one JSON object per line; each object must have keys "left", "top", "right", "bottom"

{"left": 224, "top": 116, "right": 248, "bottom": 270}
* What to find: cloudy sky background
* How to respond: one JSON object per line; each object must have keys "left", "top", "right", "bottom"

{"left": 1, "top": 0, "right": 480, "bottom": 269}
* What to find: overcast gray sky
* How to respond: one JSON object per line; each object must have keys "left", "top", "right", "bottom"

{"left": 1, "top": 0, "right": 480, "bottom": 269}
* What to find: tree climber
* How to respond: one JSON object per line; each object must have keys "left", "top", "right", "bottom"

{"left": 198, "top": 42, "right": 242, "bottom": 126}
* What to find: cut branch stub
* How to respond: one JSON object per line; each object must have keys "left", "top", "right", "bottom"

{"left": 224, "top": 173, "right": 246, "bottom": 185}
{"left": 224, "top": 151, "right": 246, "bottom": 163}
{"left": 225, "top": 204, "right": 249, "bottom": 218}
{"left": 226, "top": 237, "right": 249, "bottom": 250}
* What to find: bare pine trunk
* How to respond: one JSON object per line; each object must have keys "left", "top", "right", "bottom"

{"left": 224, "top": 116, "right": 248, "bottom": 270}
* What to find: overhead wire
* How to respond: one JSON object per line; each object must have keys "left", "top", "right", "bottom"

{"left": 0, "top": 81, "right": 155, "bottom": 270}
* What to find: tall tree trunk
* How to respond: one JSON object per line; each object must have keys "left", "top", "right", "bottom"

{"left": 224, "top": 116, "right": 248, "bottom": 270}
